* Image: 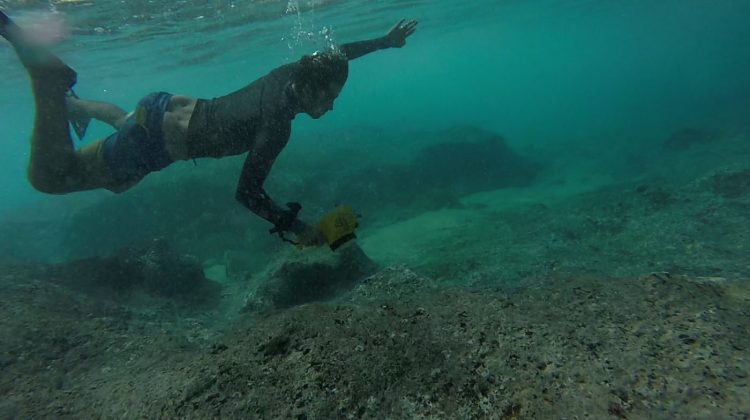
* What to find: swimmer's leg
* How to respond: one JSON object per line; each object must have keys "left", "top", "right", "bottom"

{"left": 2, "top": 10, "right": 112, "bottom": 192}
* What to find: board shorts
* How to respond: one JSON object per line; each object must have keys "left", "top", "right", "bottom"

{"left": 101, "top": 91, "right": 174, "bottom": 183}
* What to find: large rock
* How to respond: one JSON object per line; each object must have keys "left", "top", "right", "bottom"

{"left": 42, "top": 238, "right": 221, "bottom": 304}
{"left": 166, "top": 271, "right": 750, "bottom": 419}
{"left": 299, "top": 126, "right": 541, "bottom": 217}
{"left": 708, "top": 168, "right": 750, "bottom": 198}
{"left": 246, "top": 242, "right": 378, "bottom": 310}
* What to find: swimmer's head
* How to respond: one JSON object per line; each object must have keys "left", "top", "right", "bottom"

{"left": 293, "top": 50, "right": 349, "bottom": 118}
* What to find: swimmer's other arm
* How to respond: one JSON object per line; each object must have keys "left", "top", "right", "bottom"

{"left": 340, "top": 19, "right": 418, "bottom": 60}
{"left": 235, "top": 124, "right": 306, "bottom": 235}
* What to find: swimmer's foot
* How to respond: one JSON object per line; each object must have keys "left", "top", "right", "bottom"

{"left": 65, "top": 89, "right": 91, "bottom": 140}
{"left": 0, "top": 10, "right": 10, "bottom": 39}
{"left": 1, "top": 10, "right": 77, "bottom": 91}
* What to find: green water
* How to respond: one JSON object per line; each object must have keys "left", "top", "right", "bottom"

{"left": 1, "top": 0, "right": 749, "bottom": 262}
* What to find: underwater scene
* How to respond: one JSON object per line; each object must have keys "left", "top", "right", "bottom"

{"left": 1, "top": 0, "right": 749, "bottom": 417}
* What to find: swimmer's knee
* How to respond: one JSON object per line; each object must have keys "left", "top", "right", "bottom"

{"left": 27, "top": 167, "right": 63, "bottom": 194}
{"left": 27, "top": 165, "right": 76, "bottom": 194}
{"left": 28, "top": 146, "right": 125, "bottom": 194}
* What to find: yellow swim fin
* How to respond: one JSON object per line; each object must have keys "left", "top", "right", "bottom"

{"left": 315, "top": 205, "right": 359, "bottom": 250}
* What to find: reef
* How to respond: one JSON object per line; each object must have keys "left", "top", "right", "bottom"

{"left": 33, "top": 238, "right": 220, "bottom": 305}
{"left": 1, "top": 126, "right": 749, "bottom": 418}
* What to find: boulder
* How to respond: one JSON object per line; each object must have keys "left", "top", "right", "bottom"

{"left": 246, "top": 242, "right": 378, "bottom": 310}
{"left": 43, "top": 238, "right": 220, "bottom": 303}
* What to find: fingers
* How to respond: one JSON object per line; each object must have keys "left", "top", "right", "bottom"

{"left": 404, "top": 20, "right": 418, "bottom": 36}
{"left": 390, "top": 19, "right": 405, "bottom": 33}
{"left": 392, "top": 19, "right": 418, "bottom": 31}
{"left": 395, "top": 19, "right": 418, "bottom": 36}
{"left": 388, "top": 19, "right": 417, "bottom": 45}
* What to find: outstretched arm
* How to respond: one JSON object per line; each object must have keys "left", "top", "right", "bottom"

{"left": 340, "top": 19, "right": 418, "bottom": 60}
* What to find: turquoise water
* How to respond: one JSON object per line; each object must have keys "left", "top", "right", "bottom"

{"left": 1, "top": 0, "right": 750, "bottom": 245}
{"left": 2, "top": 3, "right": 750, "bottom": 416}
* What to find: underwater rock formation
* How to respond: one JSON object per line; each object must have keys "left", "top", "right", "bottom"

{"left": 708, "top": 168, "right": 750, "bottom": 199}
{"left": 246, "top": 242, "right": 378, "bottom": 310}
{"left": 171, "top": 271, "right": 750, "bottom": 418}
{"left": 412, "top": 126, "right": 539, "bottom": 191}
{"left": 663, "top": 127, "right": 716, "bottom": 150}
{"left": 300, "top": 126, "right": 541, "bottom": 218}
{"left": 1, "top": 257, "right": 749, "bottom": 417}
{"left": 41, "top": 238, "right": 220, "bottom": 303}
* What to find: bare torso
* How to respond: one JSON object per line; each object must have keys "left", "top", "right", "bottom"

{"left": 162, "top": 95, "right": 197, "bottom": 161}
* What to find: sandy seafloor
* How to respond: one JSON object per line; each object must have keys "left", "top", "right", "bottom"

{"left": 1, "top": 0, "right": 750, "bottom": 418}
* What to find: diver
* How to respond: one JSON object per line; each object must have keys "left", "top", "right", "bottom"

{"left": 0, "top": 10, "right": 417, "bottom": 247}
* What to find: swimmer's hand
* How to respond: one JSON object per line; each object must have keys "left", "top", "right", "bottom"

{"left": 385, "top": 19, "right": 418, "bottom": 48}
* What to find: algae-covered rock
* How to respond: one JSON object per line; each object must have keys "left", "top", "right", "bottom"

{"left": 43, "top": 238, "right": 221, "bottom": 303}
{"left": 708, "top": 168, "right": 750, "bottom": 198}
{"left": 246, "top": 242, "right": 378, "bottom": 311}
{"left": 2, "top": 260, "right": 749, "bottom": 419}
{"left": 168, "top": 270, "right": 750, "bottom": 419}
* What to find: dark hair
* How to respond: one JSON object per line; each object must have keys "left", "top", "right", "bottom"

{"left": 294, "top": 50, "right": 349, "bottom": 91}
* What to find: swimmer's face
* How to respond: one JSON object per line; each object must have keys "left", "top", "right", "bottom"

{"left": 302, "top": 82, "right": 343, "bottom": 119}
